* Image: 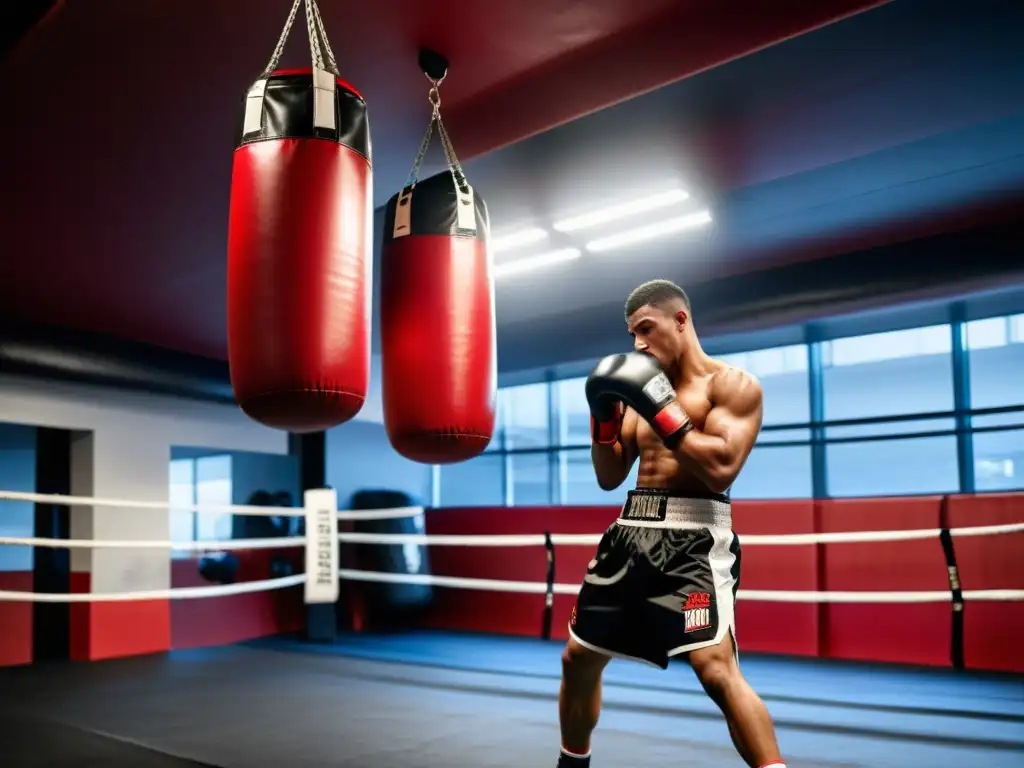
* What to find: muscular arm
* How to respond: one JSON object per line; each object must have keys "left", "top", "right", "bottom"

{"left": 672, "top": 369, "right": 763, "bottom": 493}
{"left": 592, "top": 407, "right": 639, "bottom": 490}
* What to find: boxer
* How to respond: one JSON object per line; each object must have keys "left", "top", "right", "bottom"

{"left": 556, "top": 280, "right": 786, "bottom": 768}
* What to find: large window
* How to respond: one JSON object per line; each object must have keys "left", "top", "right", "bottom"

{"left": 719, "top": 345, "right": 812, "bottom": 499}
{"left": 196, "top": 455, "right": 233, "bottom": 540}
{"left": 559, "top": 448, "right": 640, "bottom": 505}
{"left": 0, "top": 424, "right": 36, "bottom": 571}
{"left": 169, "top": 458, "right": 196, "bottom": 559}
{"left": 821, "top": 325, "right": 959, "bottom": 496}
{"left": 966, "top": 314, "right": 1024, "bottom": 492}
{"left": 556, "top": 377, "right": 589, "bottom": 446}
{"left": 436, "top": 453, "right": 504, "bottom": 507}
{"left": 168, "top": 454, "right": 233, "bottom": 554}
{"left": 431, "top": 311, "right": 1024, "bottom": 506}
{"left": 502, "top": 383, "right": 549, "bottom": 449}
{"left": 509, "top": 453, "right": 552, "bottom": 506}
{"left": 733, "top": 429, "right": 814, "bottom": 500}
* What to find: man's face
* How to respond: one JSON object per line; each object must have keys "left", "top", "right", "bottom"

{"left": 627, "top": 303, "right": 686, "bottom": 368}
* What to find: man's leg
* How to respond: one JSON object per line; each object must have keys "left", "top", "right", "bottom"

{"left": 727, "top": 719, "right": 757, "bottom": 767}
{"left": 558, "top": 636, "right": 612, "bottom": 766}
{"left": 688, "top": 632, "right": 785, "bottom": 768}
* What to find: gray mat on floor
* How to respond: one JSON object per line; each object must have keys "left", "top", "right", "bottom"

{"left": 1, "top": 642, "right": 1021, "bottom": 767}
{"left": 0, "top": 714, "right": 219, "bottom": 767}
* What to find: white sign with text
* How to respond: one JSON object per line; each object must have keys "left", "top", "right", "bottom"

{"left": 304, "top": 488, "right": 339, "bottom": 604}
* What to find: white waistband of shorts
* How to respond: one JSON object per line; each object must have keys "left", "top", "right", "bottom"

{"left": 617, "top": 493, "right": 732, "bottom": 530}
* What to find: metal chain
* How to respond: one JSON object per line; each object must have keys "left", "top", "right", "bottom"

{"left": 303, "top": 0, "right": 325, "bottom": 72}
{"left": 261, "top": 0, "right": 339, "bottom": 77}
{"left": 310, "top": 0, "right": 339, "bottom": 75}
{"left": 262, "top": 0, "right": 303, "bottom": 76}
{"left": 404, "top": 76, "right": 468, "bottom": 192}
{"left": 404, "top": 84, "right": 440, "bottom": 188}
{"left": 436, "top": 117, "right": 468, "bottom": 191}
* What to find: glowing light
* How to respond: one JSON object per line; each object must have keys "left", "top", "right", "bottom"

{"left": 490, "top": 227, "right": 549, "bottom": 254}
{"left": 494, "top": 248, "right": 582, "bottom": 279}
{"left": 585, "top": 210, "right": 712, "bottom": 252}
{"left": 553, "top": 189, "right": 690, "bottom": 233}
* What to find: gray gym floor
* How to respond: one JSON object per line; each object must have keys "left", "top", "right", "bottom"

{"left": 0, "top": 631, "right": 1021, "bottom": 766}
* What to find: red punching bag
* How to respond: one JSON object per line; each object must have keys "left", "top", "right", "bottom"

{"left": 381, "top": 170, "right": 497, "bottom": 463}
{"left": 227, "top": 1, "right": 372, "bottom": 432}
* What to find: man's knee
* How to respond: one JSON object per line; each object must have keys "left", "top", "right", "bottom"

{"left": 694, "top": 656, "right": 735, "bottom": 697}
{"left": 689, "top": 642, "right": 738, "bottom": 699}
{"left": 561, "top": 637, "right": 609, "bottom": 685}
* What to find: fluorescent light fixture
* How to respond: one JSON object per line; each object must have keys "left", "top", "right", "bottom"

{"left": 553, "top": 188, "right": 690, "bottom": 233}
{"left": 494, "top": 248, "right": 582, "bottom": 278}
{"left": 490, "top": 227, "right": 549, "bottom": 254}
{"left": 585, "top": 210, "right": 712, "bottom": 252}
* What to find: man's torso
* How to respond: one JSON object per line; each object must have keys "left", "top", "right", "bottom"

{"left": 633, "top": 365, "right": 718, "bottom": 493}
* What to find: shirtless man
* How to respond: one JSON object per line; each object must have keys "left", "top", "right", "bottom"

{"left": 556, "top": 280, "right": 786, "bottom": 768}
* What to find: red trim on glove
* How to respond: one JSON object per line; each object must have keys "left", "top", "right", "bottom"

{"left": 591, "top": 414, "right": 621, "bottom": 445}
{"left": 653, "top": 401, "right": 690, "bottom": 437}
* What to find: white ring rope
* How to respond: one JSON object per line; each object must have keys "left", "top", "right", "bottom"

{"left": 3, "top": 490, "right": 1021, "bottom": 548}
{"left": 0, "top": 574, "right": 306, "bottom": 602}
{"left": 0, "top": 535, "right": 306, "bottom": 550}
{"left": 0, "top": 490, "right": 302, "bottom": 517}
{"left": 2, "top": 567, "right": 1018, "bottom": 604}
{"left": 338, "top": 569, "right": 1024, "bottom": 603}
{"left": 2, "top": 523, "right": 1022, "bottom": 552}
{"left": 0, "top": 490, "right": 421, "bottom": 522}
{"left": 1, "top": 488, "right": 1022, "bottom": 605}
{"left": 336, "top": 522, "right": 1024, "bottom": 548}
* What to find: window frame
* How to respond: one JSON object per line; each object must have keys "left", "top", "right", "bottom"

{"left": 429, "top": 310, "right": 1024, "bottom": 504}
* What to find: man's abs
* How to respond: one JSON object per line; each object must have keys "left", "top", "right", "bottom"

{"left": 635, "top": 446, "right": 710, "bottom": 494}
{"left": 634, "top": 433, "right": 713, "bottom": 495}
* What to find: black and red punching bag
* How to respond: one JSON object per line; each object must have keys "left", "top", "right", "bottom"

{"left": 227, "top": 1, "right": 372, "bottom": 432}
{"left": 381, "top": 171, "right": 497, "bottom": 463}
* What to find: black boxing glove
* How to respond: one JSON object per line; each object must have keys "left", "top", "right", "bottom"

{"left": 585, "top": 352, "right": 693, "bottom": 448}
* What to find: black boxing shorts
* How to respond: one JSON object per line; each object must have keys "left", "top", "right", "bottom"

{"left": 569, "top": 488, "right": 741, "bottom": 669}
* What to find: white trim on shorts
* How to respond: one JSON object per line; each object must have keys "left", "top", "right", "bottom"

{"left": 666, "top": 524, "right": 739, "bottom": 659}
{"left": 567, "top": 625, "right": 663, "bottom": 669}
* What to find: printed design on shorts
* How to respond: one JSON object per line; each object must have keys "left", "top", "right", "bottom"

{"left": 570, "top": 603, "right": 578, "bottom": 626}
{"left": 622, "top": 492, "right": 667, "bottom": 522}
{"left": 682, "top": 591, "right": 712, "bottom": 633}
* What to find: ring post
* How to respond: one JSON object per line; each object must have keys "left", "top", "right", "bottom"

{"left": 304, "top": 487, "right": 339, "bottom": 642}
{"left": 938, "top": 495, "right": 965, "bottom": 669}
{"left": 542, "top": 531, "right": 555, "bottom": 640}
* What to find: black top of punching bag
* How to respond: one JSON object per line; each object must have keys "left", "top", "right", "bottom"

{"left": 234, "top": 68, "right": 371, "bottom": 161}
{"left": 382, "top": 171, "right": 490, "bottom": 243}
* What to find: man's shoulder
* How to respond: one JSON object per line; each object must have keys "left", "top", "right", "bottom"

{"left": 710, "top": 362, "right": 762, "bottom": 407}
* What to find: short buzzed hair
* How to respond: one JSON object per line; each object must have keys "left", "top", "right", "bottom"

{"left": 624, "top": 279, "right": 690, "bottom": 320}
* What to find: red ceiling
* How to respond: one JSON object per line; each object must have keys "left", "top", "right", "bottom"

{"left": 0, "top": 0, "right": 889, "bottom": 359}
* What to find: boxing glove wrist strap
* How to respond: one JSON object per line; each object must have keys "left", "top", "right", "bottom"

{"left": 652, "top": 400, "right": 694, "bottom": 449}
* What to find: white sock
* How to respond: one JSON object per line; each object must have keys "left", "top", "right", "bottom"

{"left": 561, "top": 746, "right": 591, "bottom": 758}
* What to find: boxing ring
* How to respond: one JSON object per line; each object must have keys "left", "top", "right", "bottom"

{"left": 1, "top": 491, "right": 1022, "bottom": 767}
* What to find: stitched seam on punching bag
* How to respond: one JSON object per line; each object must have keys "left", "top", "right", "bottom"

{"left": 400, "top": 429, "right": 492, "bottom": 439}
{"left": 245, "top": 388, "right": 366, "bottom": 398}
{"left": 231, "top": 136, "right": 372, "bottom": 165}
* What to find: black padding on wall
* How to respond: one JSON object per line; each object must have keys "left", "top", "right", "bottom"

{"left": 33, "top": 427, "right": 71, "bottom": 662}
{"left": 0, "top": 318, "right": 234, "bottom": 403}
